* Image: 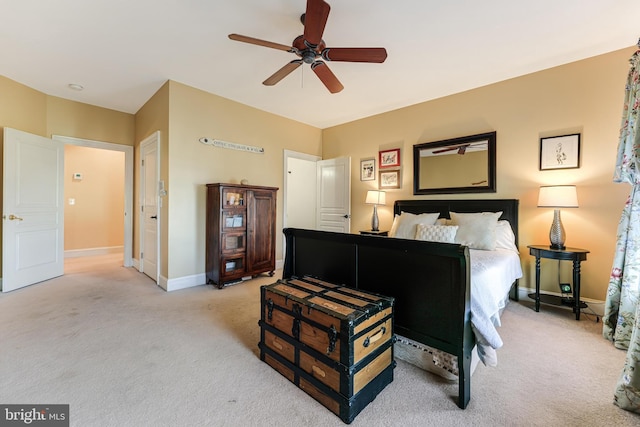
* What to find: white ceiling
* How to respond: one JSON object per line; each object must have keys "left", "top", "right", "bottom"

{"left": 1, "top": 0, "right": 638, "bottom": 129}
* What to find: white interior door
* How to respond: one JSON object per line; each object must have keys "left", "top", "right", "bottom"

{"left": 140, "top": 132, "right": 159, "bottom": 282}
{"left": 2, "top": 128, "right": 64, "bottom": 292}
{"left": 316, "top": 157, "right": 351, "bottom": 232}
{"left": 284, "top": 152, "right": 319, "bottom": 230}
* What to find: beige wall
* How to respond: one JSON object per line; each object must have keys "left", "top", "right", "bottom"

{"left": 64, "top": 145, "right": 125, "bottom": 251}
{"left": 322, "top": 46, "right": 636, "bottom": 301}
{"left": 164, "top": 81, "right": 322, "bottom": 279}
{"left": 135, "top": 82, "right": 170, "bottom": 278}
{"left": 0, "top": 76, "right": 47, "bottom": 136}
{"left": 0, "top": 76, "right": 134, "bottom": 144}
{"left": 0, "top": 75, "right": 135, "bottom": 275}
{"left": 2, "top": 46, "right": 636, "bottom": 299}
{"left": 47, "top": 97, "right": 135, "bottom": 145}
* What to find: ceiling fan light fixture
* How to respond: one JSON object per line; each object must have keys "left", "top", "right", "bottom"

{"left": 302, "top": 50, "right": 316, "bottom": 64}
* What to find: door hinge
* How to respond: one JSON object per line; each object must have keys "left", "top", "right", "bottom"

{"left": 140, "top": 252, "right": 143, "bottom": 259}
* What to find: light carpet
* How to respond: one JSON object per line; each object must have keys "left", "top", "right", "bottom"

{"left": 0, "top": 254, "right": 638, "bottom": 426}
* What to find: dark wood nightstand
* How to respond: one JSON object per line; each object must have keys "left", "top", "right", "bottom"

{"left": 528, "top": 245, "right": 589, "bottom": 320}
{"left": 360, "top": 230, "right": 388, "bottom": 236}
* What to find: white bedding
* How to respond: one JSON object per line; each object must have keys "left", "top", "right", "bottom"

{"left": 469, "top": 248, "right": 523, "bottom": 365}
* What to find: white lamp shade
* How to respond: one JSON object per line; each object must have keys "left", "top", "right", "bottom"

{"left": 365, "top": 190, "right": 386, "bottom": 205}
{"left": 537, "top": 185, "right": 578, "bottom": 208}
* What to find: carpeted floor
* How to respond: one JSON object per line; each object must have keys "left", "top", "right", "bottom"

{"left": 0, "top": 254, "right": 637, "bottom": 426}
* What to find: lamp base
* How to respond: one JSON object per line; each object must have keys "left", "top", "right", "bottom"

{"left": 550, "top": 243, "right": 566, "bottom": 250}
{"left": 371, "top": 205, "right": 379, "bottom": 232}
{"left": 549, "top": 209, "right": 566, "bottom": 250}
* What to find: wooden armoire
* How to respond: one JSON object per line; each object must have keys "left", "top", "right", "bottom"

{"left": 206, "top": 183, "right": 278, "bottom": 288}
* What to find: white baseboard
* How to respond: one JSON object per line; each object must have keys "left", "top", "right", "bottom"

{"left": 164, "top": 273, "right": 205, "bottom": 292}
{"left": 65, "top": 246, "right": 124, "bottom": 258}
{"left": 518, "top": 286, "right": 604, "bottom": 318}
{"left": 154, "top": 259, "right": 284, "bottom": 292}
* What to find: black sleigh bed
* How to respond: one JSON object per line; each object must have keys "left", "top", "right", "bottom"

{"left": 282, "top": 199, "right": 519, "bottom": 409}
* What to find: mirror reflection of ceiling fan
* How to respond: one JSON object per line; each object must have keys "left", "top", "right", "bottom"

{"left": 431, "top": 142, "right": 488, "bottom": 155}
{"left": 228, "top": 0, "right": 387, "bottom": 93}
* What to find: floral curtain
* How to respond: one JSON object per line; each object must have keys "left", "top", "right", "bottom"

{"left": 603, "top": 44, "right": 640, "bottom": 413}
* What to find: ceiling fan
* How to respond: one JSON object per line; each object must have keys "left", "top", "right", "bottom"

{"left": 432, "top": 142, "right": 488, "bottom": 155}
{"left": 228, "top": 0, "right": 387, "bottom": 94}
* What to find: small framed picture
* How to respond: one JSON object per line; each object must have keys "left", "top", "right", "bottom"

{"left": 539, "top": 134, "right": 580, "bottom": 170}
{"left": 379, "top": 169, "right": 400, "bottom": 189}
{"left": 360, "top": 158, "right": 375, "bottom": 181}
{"left": 379, "top": 148, "right": 401, "bottom": 168}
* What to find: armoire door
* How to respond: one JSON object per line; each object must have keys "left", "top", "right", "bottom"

{"left": 246, "top": 189, "right": 277, "bottom": 273}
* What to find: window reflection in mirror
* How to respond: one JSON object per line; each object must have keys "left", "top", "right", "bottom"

{"left": 413, "top": 132, "right": 496, "bottom": 195}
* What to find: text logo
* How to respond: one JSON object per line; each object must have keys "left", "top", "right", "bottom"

{"left": 0, "top": 405, "right": 69, "bottom": 427}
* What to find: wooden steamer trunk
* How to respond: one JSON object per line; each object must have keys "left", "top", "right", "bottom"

{"left": 259, "top": 276, "right": 395, "bottom": 424}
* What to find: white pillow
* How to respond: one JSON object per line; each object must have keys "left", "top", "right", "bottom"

{"left": 495, "top": 220, "right": 519, "bottom": 252}
{"left": 450, "top": 211, "right": 502, "bottom": 250}
{"left": 415, "top": 224, "right": 458, "bottom": 243}
{"left": 389, "top": 211, "right": 440, "bottom": 239}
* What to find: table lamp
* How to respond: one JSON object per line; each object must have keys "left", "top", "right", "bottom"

{"left": 537, "top": 185, "right": 578, "bottom": 249}
{"left": 365, "top": 190, "right": 386, "bottom": 231}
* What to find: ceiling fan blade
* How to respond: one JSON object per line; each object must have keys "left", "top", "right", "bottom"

{"left": 311, "top": 61, "right": 343, "bottom": 93}
{"left": 432, "top": 146, "right": 461, "bottom": 154}
{"left": 321, "top": 47, "right": 388, "bottom": 63}
{"left": 303, "top": 0, "right": 331, "bottom": 47}
{"left": 263, "top": 60, "right": 303, "bottom": 86}
{"left": 228, "top": 33, "right": 293, "bottom": 52}
{"left": 432, "top": 143, "right": 470, "bottom": 154}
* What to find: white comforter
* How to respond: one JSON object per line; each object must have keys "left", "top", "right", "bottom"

{"left": 469, "top": 248, "right": 523, "bottom": 365}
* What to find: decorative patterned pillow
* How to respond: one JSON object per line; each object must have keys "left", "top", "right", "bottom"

{"left": 450, "top": 211, "right": 503, "bottom": 250}
{"left": 415, "top": 224, "right": 459, "bottom": 243}
{"left": 389, "top": 211, "right": 440, "bottom": 239}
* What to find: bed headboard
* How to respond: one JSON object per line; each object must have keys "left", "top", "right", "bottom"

{"left": 393, "top": 199, "right": 519, "bottom": 247}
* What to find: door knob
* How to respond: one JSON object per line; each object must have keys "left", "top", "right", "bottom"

{"left": 6, "top": 214, "right": 24, "bottom": 221}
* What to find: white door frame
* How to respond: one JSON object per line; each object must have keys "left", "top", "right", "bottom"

{"left": 52, "top": 135, "right": 134, "bottom": 267}
{"left": 138, "top": 132, "right": 161, "bottom": 283}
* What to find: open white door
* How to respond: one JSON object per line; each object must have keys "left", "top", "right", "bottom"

{"left": 139, "top": 132, "right": 159, "bottom": 283}
{"left": 316, "top": 157, "right": 351, "bottom": 232}
{"left": 2, "top": 128, "right": 64, "bottom": 292}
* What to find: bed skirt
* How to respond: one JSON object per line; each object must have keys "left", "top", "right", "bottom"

{"left": 394, "top": 335, "right": 481, "bottom": 381}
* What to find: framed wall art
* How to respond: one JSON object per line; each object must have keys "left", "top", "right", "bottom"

{"left": 360, "top": 158, "right": 375, "bottom": 181}
{"left": 379, "top": 169, "right": 400, "bottom": 189}
{"left": 539, "top": 133, "right": 580, "bottom": 170}
{"left": 379, "top": 148, "right": 400, "bottom": 168}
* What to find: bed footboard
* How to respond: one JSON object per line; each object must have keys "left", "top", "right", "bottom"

{"left": 282, "top": 227, "right": 474, "bottom": 409}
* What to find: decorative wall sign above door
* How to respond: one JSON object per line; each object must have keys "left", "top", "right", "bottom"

{"left": 199, "top": 137, "right": 264, "bottom": 154}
